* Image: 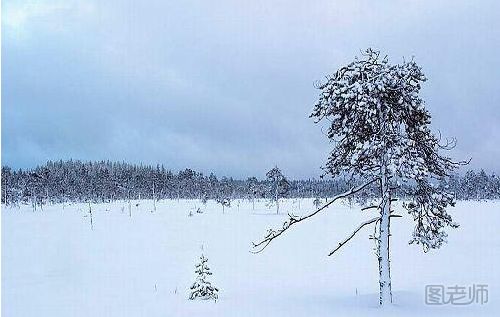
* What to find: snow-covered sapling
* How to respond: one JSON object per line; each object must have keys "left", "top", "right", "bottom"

{"left": 189, "top": 254, "right": 219, "bottom": 302}
{"left": 253, "top": 49, "right": 467, "bottom": 306}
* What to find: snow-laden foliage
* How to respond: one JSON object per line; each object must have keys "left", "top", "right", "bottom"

{"left": 0, "top": 162, "right": 350, "bottom": 206}
{"left": 215, "top": 177, "right": 233, "bottom": 212}
{"left": 253, "top": 48, "right": 467, "bottom": 305}
{"left": 404, "top": 182, "right": 459, "bottom": 251}
{"left": 311, "top": 49, "right": 455, "bottom": 180}
{"left": 265, "top": 166, "right": 290, "bottom": 213}
{"left": 266, "top": 167, "right": 289, "bottom": 199}
{"left": 310, "top": 48, "right": 464, "bottom": 252}
{"left": 189, "top": 254, "right": 219, "bottom": 302}
{"left": 2, "top": 162, "right": 495, "bottom": 209}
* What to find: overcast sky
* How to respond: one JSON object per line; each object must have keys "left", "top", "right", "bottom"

{"left": 2, "top": 0, "right": 500, "bottom": 178}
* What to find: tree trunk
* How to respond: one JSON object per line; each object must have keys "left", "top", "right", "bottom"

{"left": 88, "top": 202, "right": 94, "bottom": 231}
{"left": 378, "top": 170, "right": 392, "bottom": 306}
{"left": 275, "top": 186, "right": 279, "bottom": 214}
{"left": 152, "top": 183, "right": 156, "bottom": 213}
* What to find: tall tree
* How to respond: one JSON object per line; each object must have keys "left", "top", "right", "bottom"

{"left": 216, "top": 177, "right": 232, "bottom": 213}
{"left": 266, "top": 166, "right": 289, "bottom": 214}
{"left": 253, "top": 49, "right": 465, "bottom": 306}
{"left": 246, "top": 177, "right": 260, "bottom": 210}
{"left": 1, "top": 167, "right": 12, "bottom": 205}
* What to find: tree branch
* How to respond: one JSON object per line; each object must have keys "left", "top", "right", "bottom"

{"left": 328, "top": 214, "right": 402, "bottom": 256}
{"left": 251, "top": 178, "right": 379, "bottom": 253}
{"left": 361, "top": 204, "right": 379, "bottom": 212}
{"left": 328, "top": 216, "right": 380, "bottom": 256}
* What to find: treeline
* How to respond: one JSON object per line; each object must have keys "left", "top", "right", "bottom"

{"left": 0, "top": 160, "right": 348, "bottom": 206}
{"left": 444, "top": 170, "right": 500, "bottom": 200}
{"left": 1, "top": 160, "right": 499, "bottom": 207}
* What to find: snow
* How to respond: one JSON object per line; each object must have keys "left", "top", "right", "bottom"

{"left": 2, "top": 199, "right": 499, "bottom": 316}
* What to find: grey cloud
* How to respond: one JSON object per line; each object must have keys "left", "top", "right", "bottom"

{"left": 2, "top": 0, "right": 499, "bottom": 178}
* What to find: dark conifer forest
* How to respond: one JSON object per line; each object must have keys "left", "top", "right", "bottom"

{"left": 1, "top": 160, "right": 499, "bottom": 206}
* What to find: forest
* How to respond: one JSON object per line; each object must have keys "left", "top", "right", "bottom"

{"left": 2, "top": 160, "right": 499, "bottom": 206}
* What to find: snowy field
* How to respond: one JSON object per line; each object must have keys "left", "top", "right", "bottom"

{"left": 2, "top": 199, "right": 499, "bottom": 316}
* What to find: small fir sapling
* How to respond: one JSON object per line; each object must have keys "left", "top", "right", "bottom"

{"left": 189, "top": 254, "right": 219, "bottom": 302}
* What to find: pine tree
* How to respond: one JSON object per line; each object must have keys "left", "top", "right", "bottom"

{"left": 266, "top": 166, "right": 289, "bottom": 214}
{"left": 5, "top": 160, "right": 498, "bottom": 205}
{"left": 216, "top": 177, "right": 232, "bottom": 213}
{"left": 1, "top": 167, "right": 12, "bottom": 205}
{"left": 253, "top": 49, "right": 466, "bottom": 306}
{"left": 462, "top": 170, "right": 478, "bottom": 200}
{"left": 189, "top": 254, "right": 219, "bottom": 302}
{"left": 246, "top": 177, "right": 260, "bottom": 210}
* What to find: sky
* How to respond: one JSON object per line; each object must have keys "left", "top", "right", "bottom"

{"left": 2, "top": 0, "right": 500, "bottom": 179}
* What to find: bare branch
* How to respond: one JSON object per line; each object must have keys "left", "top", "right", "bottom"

{"left": 361, "top": 205, "right": 379, "bottom": 212}
{"left": 328, "top": 214, "right": 403, "bottom": 256}
{"left": 328, "top": 216, "right": 380, "bottom": 256}
{"left": 251, "top": 178, "right": 379, "bottom": 253}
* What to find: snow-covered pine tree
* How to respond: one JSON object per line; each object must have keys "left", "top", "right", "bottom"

{"left": 246, "top": 177, "right": 260, "bottom": 210}
{"left": 189, "top": 254, "right": 219, "bottom": 302}
{"left": 253, "top": 49, "right": 466, "bottom": 306}
{"left": 6, "top": 160, "right": 494, "bottom": 204}
{"left": 462, "top": 170, "right": 478, "bottom": 200}
{"left": 476, "top": 169, "right": 490, "bottom": 200}
{"left": 1, "top": 167, "right": 12, "bottom": 205}
{"left": 216, "top": 177, "right": 232, "bottom": 213}
{"left": 266, "top": 166, "right": 289, "bottom": 214}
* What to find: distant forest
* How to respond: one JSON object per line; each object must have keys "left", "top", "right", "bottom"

{"left": 1, "top": 160, "right": 499, "bottom": 206}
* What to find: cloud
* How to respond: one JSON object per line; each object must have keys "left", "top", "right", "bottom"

{"left": 2, "top": 0, "right": 500, "bottom": 178}
{"left": 2, "top": 0, "right": 95, "bottom": 37}
{"left": 3, "top": 1, "right": 65, "bottom": 30}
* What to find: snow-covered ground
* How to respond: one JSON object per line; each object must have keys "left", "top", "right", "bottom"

{"left": 2, "top": 199, "right": 499, "bottom": 316}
